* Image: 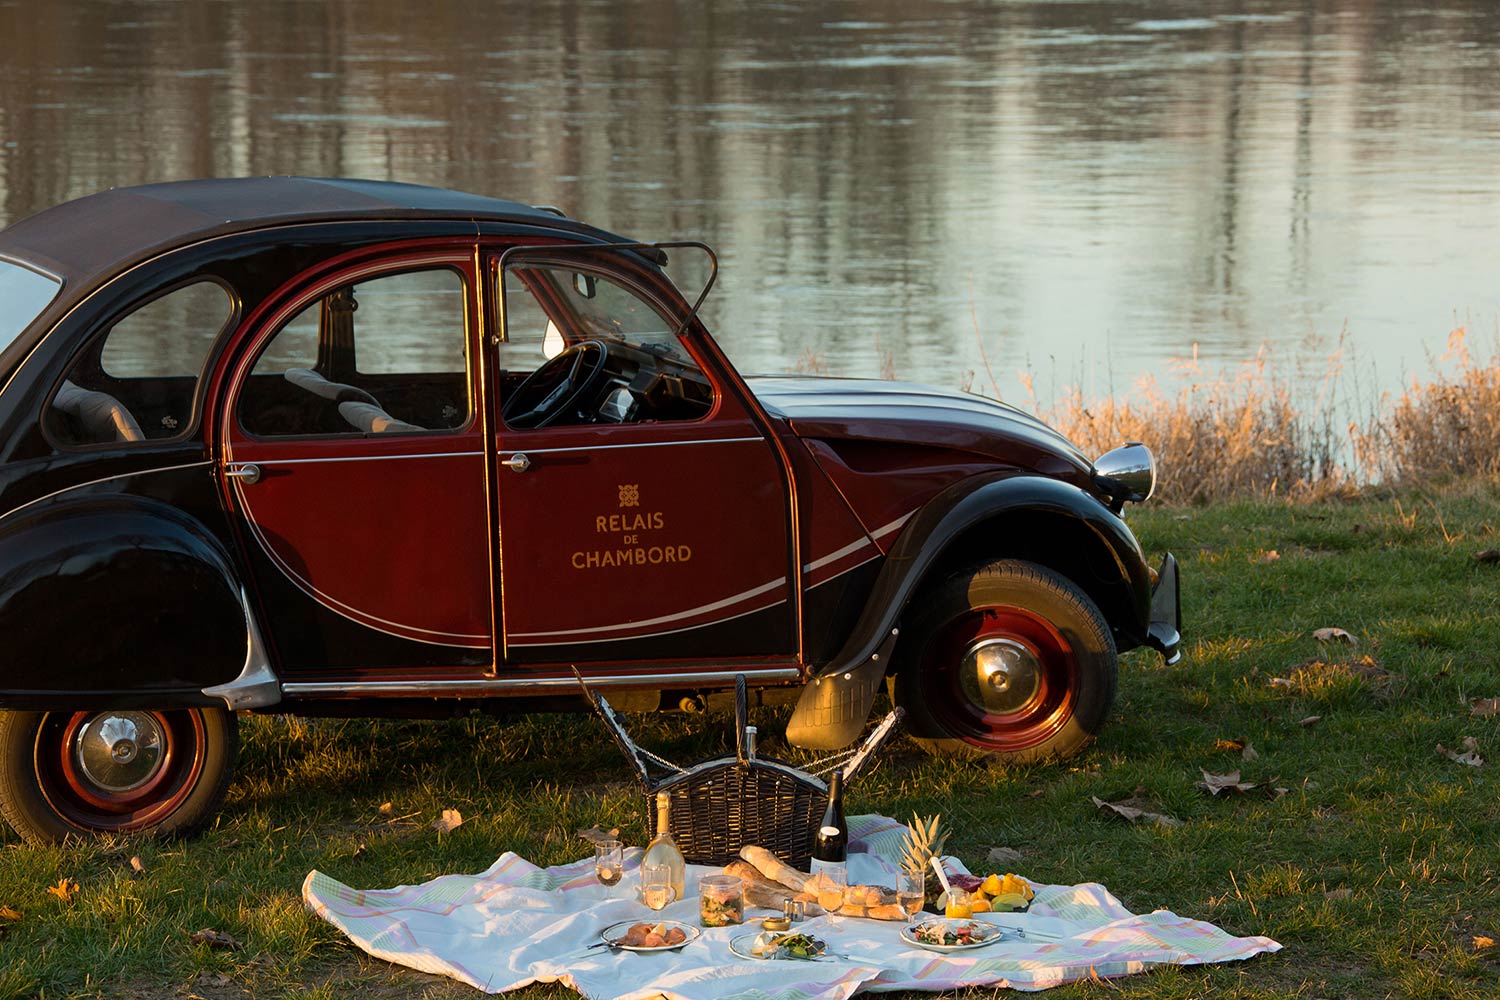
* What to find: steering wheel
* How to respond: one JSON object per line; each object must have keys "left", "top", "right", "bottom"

{"left": 501, "top": 339, "right": 611, "bottom": 429}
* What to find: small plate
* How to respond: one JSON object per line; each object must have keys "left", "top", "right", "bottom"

{"left": 600, "top": 920, "right": 701, "bottom": 952}
{"left": 900, "top": 918, "right": 1005, "bottom": 953}
{"left": 727, "top": 931, "right": 826, "bottom": 962}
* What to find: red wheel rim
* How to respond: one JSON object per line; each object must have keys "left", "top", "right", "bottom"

{"left": 34, "top": 710, "right": 207, "bottom": 833}
{"left": 920, "top": 605, "right": 1079, "bottom": 753}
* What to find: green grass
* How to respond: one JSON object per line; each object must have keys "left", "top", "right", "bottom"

{"left": 3, "top": 481, "right": 1499, "bottom": 999}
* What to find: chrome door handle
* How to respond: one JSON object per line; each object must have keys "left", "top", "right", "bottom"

{"left": 224, "top": 463, "right": 261, "bottom": 484}
{"left": 501, "top": 453, "right": 531, "bottom": 473}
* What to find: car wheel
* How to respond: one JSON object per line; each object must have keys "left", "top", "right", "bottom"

{"left": 0, "top": 707, "right": 237, "bottom": 844}
{"left": 893, "top": 559, "right": 1117, "bottom": 762}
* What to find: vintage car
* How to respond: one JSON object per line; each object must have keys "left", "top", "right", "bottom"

{"left": 0, "top": 178, "right": 1179, "bottom": 844}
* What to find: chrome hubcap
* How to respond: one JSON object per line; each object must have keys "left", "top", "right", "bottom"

{"left": 73, "top": 712, "right": 165, "bottom": 793}
{"left": 961, "top": 638, "right": 1042, "bottom": 714}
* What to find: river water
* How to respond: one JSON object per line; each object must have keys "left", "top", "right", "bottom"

{"left": 1, "top": 0, "right": 1497, "bottom": 408}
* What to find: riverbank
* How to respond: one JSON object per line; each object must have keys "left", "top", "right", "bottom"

{"left": 1, "top": 481, "right": 1497, "bottom": 999}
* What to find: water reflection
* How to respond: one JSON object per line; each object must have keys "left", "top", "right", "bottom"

{"left": 1, "top": 0, "right": 1498, "bottom": 404}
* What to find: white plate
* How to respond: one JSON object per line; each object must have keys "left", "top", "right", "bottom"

{"left": 728, "top": 931, "right": 826, "bottom": 961}
{"left": 600, "top": 920, "right": 701, "bottom": 952}
{"left": 900, "top": 918, "right": 1005, "bottom": 953}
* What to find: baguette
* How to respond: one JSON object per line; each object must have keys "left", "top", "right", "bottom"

{"left": 724, "top": 861, "right": 827, "bottom": 916}
{"left": 737, "top": 845, "right": 812, "bottom": 893}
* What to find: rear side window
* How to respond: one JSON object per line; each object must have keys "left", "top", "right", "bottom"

{"left": 0, "top": 258, "right": 62, "bottom": 353}
{"left": 47, "top": 280, "right": 234, "bottom": 447}
{"left": 239, "top": 267, "right": 471, "bottom": 437}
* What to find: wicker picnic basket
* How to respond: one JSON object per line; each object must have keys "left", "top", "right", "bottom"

{"left": 584, "top": 674, "right": 902, "bottom": 869}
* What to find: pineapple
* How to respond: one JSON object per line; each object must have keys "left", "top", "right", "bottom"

{"left": 899, "top": 813, "right": 950, "bottom": 905}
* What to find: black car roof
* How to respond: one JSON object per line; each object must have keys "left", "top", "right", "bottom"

{"left": 0, "top": 177, "right": 610, "bottom": 285}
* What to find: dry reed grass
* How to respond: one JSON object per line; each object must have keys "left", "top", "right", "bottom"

{"left": 1348, "top": 326, "right": 1500, "bottom": 485}
{"left": 787, "top": 323, "right": 1500, "bottom": 504}
{"left": 1023, "top": 344, "right": 1350, "bottom": 505}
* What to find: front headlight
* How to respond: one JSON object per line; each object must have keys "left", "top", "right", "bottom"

{"left": 1093, "top": 442, "right": 1156, "bottom": 508}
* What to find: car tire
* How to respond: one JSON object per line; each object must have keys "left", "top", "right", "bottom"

{"left": 0, "top": 707, "right": 238, "bottom": 844}
{"left": 893, "top": 559, "right": 1117, "bottom": 763}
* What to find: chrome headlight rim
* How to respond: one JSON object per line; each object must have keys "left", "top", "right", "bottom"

{"left": 1093, "top": 441, "right": 1156, "bottom": 506}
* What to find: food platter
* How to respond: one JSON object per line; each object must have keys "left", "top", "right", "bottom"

{"left": 900, "top": 918, "right": 1005, "bottom": 953}
{"left": 600, "top": 920, "right": 700, "bottom": 952}
{"left": 727, "top": 930, "right": 828, "bottom": 962}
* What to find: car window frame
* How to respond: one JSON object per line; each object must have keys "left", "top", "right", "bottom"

{"left": 42, "top": 274, "right": 241, "bottom": 453}
{"left": 489, "top": 250, "right": 723, "bottom": 429}
{"left": 232, "top": 255, "right": 479, "bottom": 443}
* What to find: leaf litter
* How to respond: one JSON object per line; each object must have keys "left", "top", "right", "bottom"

{"left": 1092, "top": 793, "right": 1182, "bottom": 829}
{"left": 1436, "top": 737, "right": 1485, "bottom": 767}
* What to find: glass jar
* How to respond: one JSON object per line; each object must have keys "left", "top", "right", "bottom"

{"left": 699, "top": 874, "right": 745, "bottom": 927}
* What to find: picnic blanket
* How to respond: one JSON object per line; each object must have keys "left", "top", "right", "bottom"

{"left": 304, "top": 815, "right": 1280, "bottom": 999}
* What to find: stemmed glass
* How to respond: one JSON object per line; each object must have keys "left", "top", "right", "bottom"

{"left": 594, "top": 838, "right": 623, "bottom": 899}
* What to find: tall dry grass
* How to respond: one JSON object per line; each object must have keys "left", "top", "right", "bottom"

{"left": 1348, "top": 326, "right": 1500, "bottom": 485}
{"left": 1025, "top": 345, "right": 1349, "bottom": 505}
{"left": 1025, "top": 325, "right": 1500, "bottom": 504}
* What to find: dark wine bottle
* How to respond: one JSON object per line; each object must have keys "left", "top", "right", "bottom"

{"left": 810, "top": 769, "right": 848, "bottom": 877}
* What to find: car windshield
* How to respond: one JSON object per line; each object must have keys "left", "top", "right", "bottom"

{"left": 0, "top": 258, "right": 62, "bottom": 353}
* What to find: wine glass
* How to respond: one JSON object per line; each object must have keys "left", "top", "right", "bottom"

{"left": 640, "top": 863, "right": 677, "bottom": 911}
{"left": 594, "top": 838, "right": 623, "bottom": 899}
{"left": 896, "top": 868, "right": 925, "bottom": 918}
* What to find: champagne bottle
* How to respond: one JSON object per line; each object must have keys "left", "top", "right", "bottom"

{"left": 642, "top": 791, "right": 686, "bottom": 904}
{"left": 810, "top": 770, "right": 847, "bottom": 878}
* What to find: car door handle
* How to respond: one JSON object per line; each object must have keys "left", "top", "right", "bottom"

{"left": 224, "top": 463, "right": 262, "bottom": 484}
{"left": 501, "top": 453, "right": 531, "bottom": 473}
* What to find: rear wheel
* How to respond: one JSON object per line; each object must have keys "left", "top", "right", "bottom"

{"left": 0, "top": 707, "right": 237, "bottom": 844}
{"left": 893, "top": 559, "right": 1116, "bottom": 762}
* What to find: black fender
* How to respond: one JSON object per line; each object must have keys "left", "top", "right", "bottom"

{"left": 787, "top": 472, "right": 1151, "bottom": 749}
{"left": 0, "top": 495, "right": 248, "bottom": 709}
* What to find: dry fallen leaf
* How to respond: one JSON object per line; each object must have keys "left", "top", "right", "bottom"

{"left": 1213, "top": 738, "right": 1246, "bottom": 753}
{"left": 1312, "top": 627, "right": 1357, "bottom": 645}
{"left": 45, "top": 878, "right": 79, "bottom": 903}
{"left": 0, "top": 905, "right": 21, "bottom": 921}
{"left": 1025, "top": 788, "right": 1045, "bottom": 799}
{"left": 1197, "top": 770, "right": 1261, "bottom": 796}
{"left": 1092, "top": 795, "right": 1182, "bottom": 828}
{"left": 1474, "top": 549, "right": 1500, "bottom": 564}
{"left": 128, "top": 856, "right": 145, "bottom": 876}
{"left": 189, "top": 927, "right": 242, "bottom": 950}
{"left": 1471, "top": 698, "right": 1500, "bottom": 718}
{"left": 1324, "top": 887, "right": 1353, "bottom": 902}
{"left": 1241, "top": 742, "right": 1259, "bottom": 762}
{"left": 986, "top": 846, "right": 1024, "bottom": 864}
{"left": 1475, "top": 935, "right": 1495, "bottom": 951}
{"left": 378, "top": 802, "right": 394, "bottom": 816}
{"left": 1255, "top": 549, "right": 1280, "bottom": 563}
{"left": 432, "top": 808, "right": 464, "bottom": 834}
{"left": 1299, "top": 715, "right": 1323, "bottom": 727}
{"left": 1437, "top": 737, "right": 1485, "bottom": 767}
{"left": 577, "top": 825, "right": 622, "bottom": 847}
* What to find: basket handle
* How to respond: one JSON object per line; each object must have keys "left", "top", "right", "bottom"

{"left": 734, "top": 674, "right": 749, "bottom": 763}
{"left": 839, "top": 707, "right": 904, "bottom": 783}
{"left": 573, "top": 666, "right": 653, "bottom": 789}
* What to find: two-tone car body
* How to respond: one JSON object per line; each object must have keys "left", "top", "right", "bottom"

{"left": 0, "top": 178, "right": 1178, "bottom": 843}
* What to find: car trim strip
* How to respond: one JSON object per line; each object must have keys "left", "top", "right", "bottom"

{"left": 246, "top": 450, "right": 484, "bottom": 466}
{"left": 0, "top": 460, "right": 213, "bottom": 522}
{"left": 800, "top": 511, "right": 913, "bottom": 574}
{"left": 507, "top": 576, "right": 787, "bottom": 639}
{"left": 280, "top": 666, "right": 803, "bottom": 698}
{"left": 498, "top": 435, "right": 764, "bottom": 456}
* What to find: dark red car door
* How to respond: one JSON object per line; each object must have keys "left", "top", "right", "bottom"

{"left": 487, "top": 252, "right": 796, "bottom": 668}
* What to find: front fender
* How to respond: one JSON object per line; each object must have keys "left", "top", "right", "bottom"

{"left": 0, "top": 496, "right": 248, "bottom": 709}
{"left": 786, "top": 472, "right": 1150, "bottom": 749}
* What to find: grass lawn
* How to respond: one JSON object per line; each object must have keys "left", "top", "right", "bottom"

{"left": 2, "top": 481, "right": 1498, "bottom": 999}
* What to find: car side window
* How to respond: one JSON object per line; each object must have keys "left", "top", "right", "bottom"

{"left": 498, "top": 263, "right": 714, "bottom": 428}
{"left": 239, "top": 267, "right": 470, "bottom": 437}
{"left": 47, "top": 279, "right": 234, "bottom": 447}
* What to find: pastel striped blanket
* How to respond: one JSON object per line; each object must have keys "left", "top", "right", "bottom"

{"left": 304, "top": 815, "right": 1280, "bottom": 999}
